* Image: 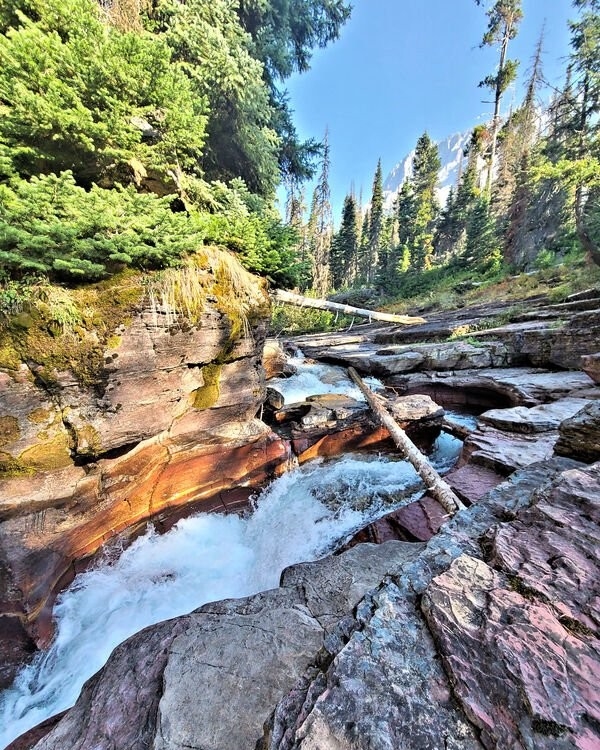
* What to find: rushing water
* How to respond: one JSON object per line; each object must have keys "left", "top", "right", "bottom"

{"left": 0, "top": 352, "right": 475, "bottom": 749}
{"left": 269, "top": 352, "right": 384, "bottom": 404}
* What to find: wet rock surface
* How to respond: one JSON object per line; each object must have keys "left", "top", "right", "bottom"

{"left": 24, "top": 459, "right": 600, "bottom": 750}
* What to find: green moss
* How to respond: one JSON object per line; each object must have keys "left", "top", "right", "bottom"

{"left": 0, "top": 416, "right": 20, "bottom": 447}
{"left": 0, "top": 452, "right": 35, "bottom": 478}
{"left": 0, "top": 271, "right": 144, "bottom": 388}
{"left": 531, "top": 719, "right": 567, "bottom": 737}
{"left": 558, "top": 614, "right": 594, "bottom": 638}
{"left": 27, "top": 408, "right": 53, "bottom": 424}
{"left": 74, "top": 424, "right": 103, "bottom": 457}
{"left": 0, "top": 344, "right": 21, "bottom": 370}
{"left": 106, "top": 334, "right": 122, "bottom": 350}
{"left": 19, "top": 433, "right": 73, "bottom": 470}
{"left": 193, "top": 364, "right": 222, "bottom": 409}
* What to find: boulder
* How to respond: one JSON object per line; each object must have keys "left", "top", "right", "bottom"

{"left": 554, "top": 400, "right": 600, "bottom": 463}
{"left": 478, "top": 397, "right": 591, "bottom": 434}
{"left": 263, "top": 340, "right": 297, "bottom": 380}
{"left": 460, "top": 424, "right": 558, "bottom": 475}
{"left": 388, "top": 367, "right": 599, "bottom": 410}
{"left": 581, "top": 352, "right": 600, "bottom": 384}
{"left": 18, "top": 459, "right": 599, "bottom": 750}
{"left": 29, "top": 542, "right": 423, "bottom": 750}
{"left": 0, "top": 261, "right": 284, "bottom": 684}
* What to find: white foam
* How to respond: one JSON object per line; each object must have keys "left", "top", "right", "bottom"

{"left": 270, "top": 355, "right": 383, "bottom": 404}
{"left": 0, "top": 452, "right": 436, "bottom": 748}
{"left": 0, "top": 347, "right": 471, "bottom": 748}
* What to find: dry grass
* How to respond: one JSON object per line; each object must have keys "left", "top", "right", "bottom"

{"left": 147, "top": 247, "right": 268, "bottom": 340}
{"left": 98, "top": 0, "right": 150, "bottom": 32}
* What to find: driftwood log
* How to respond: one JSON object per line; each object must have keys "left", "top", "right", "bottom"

{"left": 348, "top": 367, "right": 466, "bottom": 516}
{"left": 272, "top": 289, "right": 426, "bottom": 326}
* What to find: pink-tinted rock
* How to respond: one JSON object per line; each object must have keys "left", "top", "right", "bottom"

{"left": 488, "top": 464, "right": 600, "bottom": 635}
{"left": 581, "top": 352, "right": 600, "bottom": 384}
{"left": 423, "top": 552, "right": 600, "bottom": 749}
{"left": 445, "top": 464, "right": 504, "bottom": 504}
{"left": 460, "top": 423, "right": 557, "bottom": 474}
{"left": 346, "top": 495, "right": 448, "bottom": 546}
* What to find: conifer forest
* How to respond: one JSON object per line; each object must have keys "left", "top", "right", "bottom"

{"left": 0, "top": 0, "right": 599, "bottom": 311}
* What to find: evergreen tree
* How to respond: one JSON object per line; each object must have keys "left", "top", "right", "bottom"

{"left": 411, "top": 132, "right": 441, "bottom": 271}
{"left": 391, "top": 179, "right": 416, "bottom": 283}
{"left": 234, "top": 0, "right": 351, "bottom": 185}
{"left": 356, "top": 208, "right": 371, "bottom": 284}
{"left": 476, "top": 0, "right": 523, "bottom": 196}
{"left": 306, "top": 132, "right": 333, "bottom": 294}
{"left": 366, "top": 159, "right": 384, "bottom": 283}
{"left": 535, "top": 0, "right": 600, "bottom": 264}
{"left": 492, "top": 30, "right": 544, "bottom": 222}
{"left": 330, "top": 193, "right": 358, "bottom": 289}
{"left": 465, "top": 196, "right": 502, "bottom": 273}
{"left": 0, "top": 0, "right": 207, "bottom": 186}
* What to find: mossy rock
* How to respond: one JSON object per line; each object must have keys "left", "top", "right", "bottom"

{"left": 0, "top": 416, "right": 20, "bottom": 447}
{"left": 193, "top": 364, "right": 222, "bottom": 409}
{"left": 19, "top": 433, "right": 73, "bottom": 471}
{"left": 0, "top": 271, "right": 144, "bottom": 388}
{"left": 0, "top": 452, "right": 35, "bottom": 478}
{"left": 27, "top": 408, "right": 53, "bottom": 425}
{"left": 74, "top": 424, "right": 103, "bottom": 457}
{"left": 0, "top": 345, "right": 21, "bottom": 371}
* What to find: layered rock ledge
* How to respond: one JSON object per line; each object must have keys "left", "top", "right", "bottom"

{"left": 0, "top": 258, "right": 290, "bottom": 686}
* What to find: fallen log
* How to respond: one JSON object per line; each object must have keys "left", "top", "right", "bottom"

{"left": 272, "top": 289, "right": 426, "bottom": 326}
{"left": 348, "top": 367, "right": 466, "bottom": 516}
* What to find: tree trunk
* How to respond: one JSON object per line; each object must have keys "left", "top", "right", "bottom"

{"left": 272, "top": 290, "right": 426, "bottom": 326}
{"left": 348, "top": 367, "right": 466, "bottom": 516}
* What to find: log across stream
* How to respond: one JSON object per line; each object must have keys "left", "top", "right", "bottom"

{"left": 0, "top": 357, "right": 475, "bottom": 750}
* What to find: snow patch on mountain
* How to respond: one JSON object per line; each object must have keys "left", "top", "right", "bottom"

{"left": 383, "top": 131, "right": 472, "bottom": 211}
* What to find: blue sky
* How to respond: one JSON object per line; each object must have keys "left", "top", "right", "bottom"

{"left": 281, "top": 0, "right": 574, "bottom": 222}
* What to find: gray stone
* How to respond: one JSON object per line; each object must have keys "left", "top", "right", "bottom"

{"left": 555, "top": 400, "right": 600, "bottom": 463}
{"left": 479, "top": 397, "right": 591, "bottom": 433}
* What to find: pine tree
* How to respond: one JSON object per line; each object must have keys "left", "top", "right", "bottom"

{"left": 465, "top": 197, "right": 502, "bottom": 273}
{"left": 306, "top": 132, "right": 333, "bottom": 294}
{"left": 395, "top": 180, "right": 417, "bottom": 275}
{"left": 477, "top": 0, "right": 523, "bottom": 196}
{"left": 366, "top": 160, "right": 384, "bottom": 284}
{"left": 411, "top": 133, "right": 441, "bottom": 271}
{"left": 535, "top": 0, "right": 600, "bottom": 265}
{"left": 568, "top": 0, "right": 600, "bottom": 264}
{"left": 330, "top": 193, "right": 359, "bottom": 289}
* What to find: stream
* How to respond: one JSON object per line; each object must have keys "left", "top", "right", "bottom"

{"left": 0, "top": 356, "right": 476, "bottom": 749}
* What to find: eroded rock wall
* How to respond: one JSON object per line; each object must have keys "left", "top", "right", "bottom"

{"left": 0, "top": 258, "right": 292, "bottom": 686}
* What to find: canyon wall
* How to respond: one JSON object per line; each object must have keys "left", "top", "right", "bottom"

{"left": 0, "top": 254, "right": 291, "bottom": 686}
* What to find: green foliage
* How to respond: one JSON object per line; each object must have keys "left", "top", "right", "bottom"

{"left": 330, "top": 193, "right": 359, "bottom": 290}
{"left": 0, "top": 171, "right": 204, "bottom": 279}
{"left": 465, "top": 197, "right": 503, "bottom": 273}
{"left": 306, "top": 133, "right": 333, "bottom": 294}
{"left": 0, "top": 0, "right": 207, "bottom": 185}
{"left": 236, "top": 0, "right": 351, "bottom": 81}
{"left": 145, "top": 0, "right": 280, "bottom": 195}
{"left": 270, "top": 304, "right": 352, "bottom": 335}
{"left": 364, "top": 160, "right": 384, "bottom": 284}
